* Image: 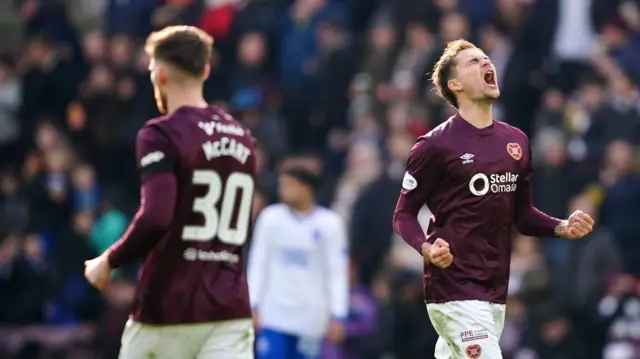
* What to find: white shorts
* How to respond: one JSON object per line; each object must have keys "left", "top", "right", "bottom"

{"left": 427, "top": 300, "right": 506, "bottom": 359}
{"left": 119, "top": 318, "right": 254, "bottom": 359}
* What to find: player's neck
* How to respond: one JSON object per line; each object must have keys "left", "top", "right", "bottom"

{"left": 289, "top": 200, "right": 315, "bottom": 215}
{"left": 166, "top": 87, "right": 208, "bottom": 114}
{"left": 458, "top": 102, "right": 493, "bottom": 129}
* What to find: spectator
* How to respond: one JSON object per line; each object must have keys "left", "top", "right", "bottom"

{"left": 599, "top": 140, "right": 640, "bottom": 275}
{"left": 0, "top": 0, "right": 639, "bottom": 357}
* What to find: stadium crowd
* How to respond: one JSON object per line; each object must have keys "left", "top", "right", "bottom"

{"left": 0, "top": 0, "right": 640, "bottom": 358}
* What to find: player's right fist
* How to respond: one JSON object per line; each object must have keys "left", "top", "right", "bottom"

{"left": 422, "top": 239, "right": 453, "bottom": 268}
{"left": 84, "top": 254, "right": 112, "bottom": 290}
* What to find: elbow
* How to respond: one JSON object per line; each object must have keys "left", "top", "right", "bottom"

{"left": 392, "top": 210, "right": 407, "bottom": 235}
{"left": 514, "top": 214, "right": 533, "bottom": 236}
{"left": 152, "top": 214, "right": 173, "bottom": 232}
{"left": 392, "top": 212, "right": 400, "bottom": 234}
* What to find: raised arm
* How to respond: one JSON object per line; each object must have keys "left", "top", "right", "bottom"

{"left": 392, "top": 137, "right": 442, "bottom": 254}
{"left": 107, "top": 125, "right": 178, "bottom": 268}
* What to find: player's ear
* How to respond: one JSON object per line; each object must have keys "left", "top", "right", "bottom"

{"left": 447, "top": 78, "right": 462, "bottom": 93}
{"left": 202, "top": 63, "right": 211, "bottom": 80}
{"left": 156, "top": 64, "right": 168, "bottom": 85}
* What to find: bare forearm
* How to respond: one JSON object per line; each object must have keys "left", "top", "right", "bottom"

{"left": 107, "top": 173, "right": 177, "bottom": 268}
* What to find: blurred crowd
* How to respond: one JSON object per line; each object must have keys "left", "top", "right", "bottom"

{"left": 0, "top": 0, "right": 640, "bottom": 358}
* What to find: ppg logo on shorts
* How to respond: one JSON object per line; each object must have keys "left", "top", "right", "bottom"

{"left": 469, "top": 172, "right": 518, "bottom": 196}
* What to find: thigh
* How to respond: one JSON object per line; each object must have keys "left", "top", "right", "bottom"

{"left": 256, "top": 328, "right": 293, "bottom": 359}
{"left": 433, "top": 336, "right": 453, "bottom": 359}
{"left": 490, "top": 303, "right": 507, "bottom": 338}
{"left": 119, "top": 319, "right": 204, "bottom": 359}
{"left": 427, "top": 301, "right": 502, "bottom": 359}
{"left": 293, "top": 336, "right": 322, "bottom": 359}
{"left": 198, "top": 319, "right": 255, "bottom": 359}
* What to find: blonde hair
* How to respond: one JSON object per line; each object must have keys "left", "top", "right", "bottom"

{"left": 430, "top": 39, "right": 477, "bottom": 108}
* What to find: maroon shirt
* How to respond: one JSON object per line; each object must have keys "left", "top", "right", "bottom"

{"left": 108, "top": 106, "right": 256, "bottom": 324}
{"left": 393, "top": 113, "right": 561, "bottom": 304}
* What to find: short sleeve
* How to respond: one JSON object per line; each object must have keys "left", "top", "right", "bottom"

{"left": 136, "top": 125, "right": 178, "bottom": 181}
{"left": 401, "top": 137, "right": 443, "bottom": 202}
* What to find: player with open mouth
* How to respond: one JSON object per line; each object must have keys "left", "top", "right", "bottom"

{"left": 392, "top": 39, "right": 595, "bottom": 359}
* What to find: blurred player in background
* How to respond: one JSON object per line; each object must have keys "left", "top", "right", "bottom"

{"left": 392, "top": 39, "right": 595, "bottom": 359}
{"left": 84, "top": 26, "right": 256, "bottom": 359}
{"left": 248, "top": 167, "right": 349, "bottom": 359}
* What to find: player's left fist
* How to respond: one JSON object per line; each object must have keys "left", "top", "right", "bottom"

{"left": 84, "top": 254, "right": 112, "bottom": 290}
{"left": 424, "top": 238, "right": 454, "bottom": 269}
{"left": 560, "top": 210, "right": 595, "bottom": 239}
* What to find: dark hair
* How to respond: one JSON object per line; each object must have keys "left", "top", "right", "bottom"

{"left": 145, "top": 26, "right": 213, "bottom": 78}
{"left": 280, "top": 167, "right": 320, "bottom": 190}
{"left": 430, "top": 39, "right": 477, "bottom": 108}
{"left": 578, "top": 73, "right": 606, "bottom": 88}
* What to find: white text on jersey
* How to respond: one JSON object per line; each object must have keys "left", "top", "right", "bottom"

{"left": 469, "top": 172, "right": 518, "bottom": 196}
{"left": 140, "top": 151, "right": 165, "bottom": 167}
{"left": 183, "top": 247, "right": 239, "bottom": 263}
{"left": 202, "top": 136, "right": 251, "bottom": 164}
{"left": 198, "top": 121, "right": 245, "bottom": 136}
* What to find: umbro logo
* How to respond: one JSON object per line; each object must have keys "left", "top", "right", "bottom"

{"left": 460, "top": 153, "right": 474, "bottom": 164}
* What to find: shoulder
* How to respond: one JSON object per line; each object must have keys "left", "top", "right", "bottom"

{"left": 138, "top": 116, "right": 172, "bottom": 141}
{"left": 407, "top": 131, "right": 446, "bottom": 165}
{"left": 135, "top": 118, "right": 177, "bottom": 162}
{"left": 413, "top": 119, "right": 457, "bottom": 153}
{"left": 314, "top": 207, "right": 344, "bottom": 226}
{"left": 420, "top": 119, "right": 454, "bottom": 141}
{"left": 142, "top": 114, "right": 174, "bottom": 133}
{"left": 258, "top": 203, "right": 288, "bottom": 220}
{"left": 135, "top": 117, "right": 179, "bottom": 161}
{"left": 496, "top": 120, "right": 529, "bottom": 143}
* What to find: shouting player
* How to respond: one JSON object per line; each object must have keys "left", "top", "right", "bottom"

{"left": 392, "top": 39, "right": 595, "bottom": 359}
{"left": 84, "top": 26, "right": 256, "bottom": 359}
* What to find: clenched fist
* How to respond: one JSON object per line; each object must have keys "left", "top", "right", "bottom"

{"left": 84, "top": 254, "right": 112, "bottom": 290}
{"left": 421, "top": 238, "right": 453, "bottom": 268}
{"left": 556, "top": 210, "right": 595, "bottom": 239}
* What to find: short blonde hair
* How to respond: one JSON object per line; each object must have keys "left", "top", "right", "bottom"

{"left": 145, "top": 26, "right": 213, "bottom": 77}
{"left": 430, "top": 39, "right": 476, "bottom": 108}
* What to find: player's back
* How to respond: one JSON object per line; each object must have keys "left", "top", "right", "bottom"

{"left": 134, "top": 105, "right": 256, "bottom": 325}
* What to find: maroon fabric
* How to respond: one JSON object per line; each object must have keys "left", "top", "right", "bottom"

{"left": 108, "top": 105, "right": 257, "bottom": 324}
{"left": 393, "top": 113, "right": 561, "bottom": 304}
{"left": 108, "top": 172, "right": 177, "bottom": 269}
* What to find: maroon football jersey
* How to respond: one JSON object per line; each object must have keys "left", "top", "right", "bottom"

{"left": 131, "top": 106, "right": 256, "bottom": 324}
{"left": 394, "top": 113, "right": 559, "bottom": 304}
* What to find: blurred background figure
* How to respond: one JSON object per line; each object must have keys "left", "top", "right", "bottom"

{"left": 248, "top": 167, "right": 348, "bottom": 359}
{"left": 0, "top": 0, "right": 639, "bottom": 358}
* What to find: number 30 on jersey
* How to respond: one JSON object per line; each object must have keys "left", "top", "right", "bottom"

{"left": 182, "top": 170, "right": 254, "bottom": 246}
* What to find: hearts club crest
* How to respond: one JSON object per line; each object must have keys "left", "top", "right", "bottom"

{"left": 465, "top": 344, "right": 482, "bottom": 358}
{"left": 506, "top": 143, "right": 522, "bottom": 161}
